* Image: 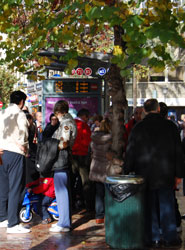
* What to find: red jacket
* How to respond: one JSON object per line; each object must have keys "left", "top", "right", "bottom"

{"left": 123, "top": 118, "right": 136, "bottom": 151}
{"left": 26, "top": 178, "right": 55, "bottom": 198}
{"left": 72, "top": 118, "right": 91, "bottom": 156}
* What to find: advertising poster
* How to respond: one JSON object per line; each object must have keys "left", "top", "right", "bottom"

{"left": 45, "top": 96, "right": 99, "bottom": 124}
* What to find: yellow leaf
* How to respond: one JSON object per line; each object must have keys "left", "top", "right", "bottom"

{"left": 153, "top": 66, "right": 165, "bottom": 73}
{"left": 3, "top": 4, "right": 9, "bottom": 11}
{"left": 92, "top": 0, "right": 105, "bottom": 6}
{"left": 85, "top": 4, "right": 91, "bottom": 13}
{"left": 113, "top": 45, "right": 123, "bottom": 56}
{"left": 53, "top": 27, "right": 58, "bottom": 35}
{"left": 68, "top": 59, "right": 78, "bottom": 68}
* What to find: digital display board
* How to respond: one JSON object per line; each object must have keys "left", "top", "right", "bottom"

{"left": 54, "top": 80, "right": 98, "bottom": 93}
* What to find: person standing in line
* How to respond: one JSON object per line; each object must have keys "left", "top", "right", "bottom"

{"left": 35, "top": 111, "right": 43, "bottom": 143}
{"left": 42, "top": 113, "right": 60, "bottom": 142}
{"left": 124, "top": 98, "right": 184, "bottom": 248}
{"left": 90, "top": 114, "right": 103, "bottom": 132}
{"left": 123, "top": 106, "right": 143, "bottom": 152}
{"left": 89, "top": 118, "right": 112, "bottom": 224}
{"left": 49, "top": 100, "right": 77, "bottom": 233}
{"left": 0, "top": 90, "right": 30, "bottom": 234}
{"left": 72, "top": 109, "right": 92, "bottom": 211}
{"left": 159, "top": 102, "right": 182, "bottom": 233}
{"left": 25, "top": 113, "right": 40, "bottom": 184}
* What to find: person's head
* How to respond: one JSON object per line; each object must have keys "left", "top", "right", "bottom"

{"left": 144, "top": 99, "right": 160, "bottom": 114}
{"left": 181, "top": 114, "right": 185, "bottom": 122}
{"left": 77, "top": 108, "right": 90, "bottom": 123}
{"left": 93, "top": 114, "right": 103, "bottom": 127}
{"left": 133, "top": 107, "right": 143, "bottom": 122}
{"left": 99, "top": 118, "right": 111, "bottom": 133}
{"left": 49, "top": 113, "right": 59, "bottom": 126}
{"left": 26, "top": 113, "right": 34, "bottom": 127}
{"left": 10, "top": 90, "right": 27, "bottom": 109}
{"left": 168, "top": 115, "right": 176, "bottom": 122}
{"left": 54, "top": 100, "right": 69, "bottom": 118}
{"left": 36, "top": 112, "right": 42, "bottom": 123}
{"left": 159, "top": 102, "right": 168, "bottom": 119}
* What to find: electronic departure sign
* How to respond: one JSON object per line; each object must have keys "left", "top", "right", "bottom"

{"left": 54, "top": 80, "right": 98, "bottom": 93}
{"left": 42, "top": 78, "right": 102, "bottom": 127}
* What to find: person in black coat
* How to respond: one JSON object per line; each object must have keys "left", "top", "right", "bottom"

{"left": 124, "top": 98, "right": 184, "bottom": 248}
{"left": 42, "top": 113, "right": 59, "bottom": 142}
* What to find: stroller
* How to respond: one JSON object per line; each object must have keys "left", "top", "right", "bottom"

{"left": 19, "top": 190, "right": 59, "bottom": 223}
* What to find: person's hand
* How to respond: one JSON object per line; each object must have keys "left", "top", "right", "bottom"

{"left": 0, "top": 149, "right": 3, "bottom": 155}
{"left": 19, "top": 145, "right": 28, "bottom": 154}
{"left": 27, "top": 188, "right": 32, "bottom": 193}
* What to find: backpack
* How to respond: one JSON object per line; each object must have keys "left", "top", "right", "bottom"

{"left": 35, "top": 138, "right": 59, "bottom": 174}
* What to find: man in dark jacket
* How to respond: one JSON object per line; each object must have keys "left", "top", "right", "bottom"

{"left": 124, "top": 98, "right": 184, "bottom": 248}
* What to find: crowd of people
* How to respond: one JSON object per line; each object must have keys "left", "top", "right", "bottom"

{"left": 0, "top": 90, "right": 185, "bottom": 248}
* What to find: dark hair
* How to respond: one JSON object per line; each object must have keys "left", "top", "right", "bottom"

{"left": 26, "top": 113, "right": 33, "bottom": 120}
{"left": 23, "top": 110, "right": 29, "bottom": 114}
{"left": 77, "top": 108, "right": 90, "bottom": 117}
{"left": 144, "top": 99, "right": 159, "bottom": 113}
{"left": 10, "top": 90, "right": 27, "bottom": 104}
{"left": 54, "top": 100, "right": 69, "bottom": 114}
{"left": 93, "top": 114, "right": 103, "bottom": 123}
{"left": 49, "top": 113, "right": 55, "bottom": 121}
{"left": 159, "top": 102, "right": 168, "bottom": 118}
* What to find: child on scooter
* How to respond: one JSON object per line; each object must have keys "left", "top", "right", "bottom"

{"left": 26, "top": 173, "right": 55, "bottom": 224}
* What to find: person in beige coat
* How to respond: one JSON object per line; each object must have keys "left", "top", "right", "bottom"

{"left": 89, "top": 118, "right": 112, "bottom": 224}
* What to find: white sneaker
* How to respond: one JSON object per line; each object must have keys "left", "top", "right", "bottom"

{"left": 49, "top": 225, "right": 70, "bottom": 233}
{"left": 0, "top": 220, "right": 8, "bottom": 228}
{"left": 7, "top": 224, "right": 30, "bottom": 234}
{"left": 51, "top": 223, "right": 57, "bottom": 228}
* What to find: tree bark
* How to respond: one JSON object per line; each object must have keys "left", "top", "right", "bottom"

{"left": 106, "top": 64, "right": 127, "bottom": 160}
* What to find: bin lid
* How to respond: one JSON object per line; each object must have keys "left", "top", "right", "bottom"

{"left": 106, "top": 175, "right": 144, "bottom": 184}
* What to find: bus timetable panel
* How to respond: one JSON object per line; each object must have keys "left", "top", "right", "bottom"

{"left": 42, "top": 78, "right": 102, "bottom": 125}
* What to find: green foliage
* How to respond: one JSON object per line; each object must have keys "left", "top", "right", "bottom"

{"left": 0, "top": 0, "right": 184, "bottom": 76}
{"left": 0, "top": 67, "right": 20, "bottom": 106}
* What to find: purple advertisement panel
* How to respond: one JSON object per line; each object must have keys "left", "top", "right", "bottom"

{"left": 45, "top": 96, "right": 99, "bottom": 124}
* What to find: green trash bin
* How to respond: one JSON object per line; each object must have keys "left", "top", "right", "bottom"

{"left": 105, "top": 175, "right": 145, "bottom": 249}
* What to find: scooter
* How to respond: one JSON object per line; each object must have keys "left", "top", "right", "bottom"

{"left": 19, "top": 190, "right": 59, "bottom": 223}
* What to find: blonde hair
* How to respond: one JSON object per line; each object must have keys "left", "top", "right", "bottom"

{"left": 99, "top": 118, "right": 111, "bottom": 133}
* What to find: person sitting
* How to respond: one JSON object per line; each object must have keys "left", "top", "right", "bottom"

{"left": 26, "top": 174, "right": 55, "bottom": 224}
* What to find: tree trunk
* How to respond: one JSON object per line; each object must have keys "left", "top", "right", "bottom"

{"left": 106, "top": 64, "right": 127, "bottom": 160}
{"left": 105, "top": 24, "right": 128, "bottom": 160}
{"left": 133, "top": 66, "right": 137, "bottom": 110}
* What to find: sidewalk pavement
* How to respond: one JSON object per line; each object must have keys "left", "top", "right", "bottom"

{"left": 0, "top": 189, "right": 185, "bottom": 250}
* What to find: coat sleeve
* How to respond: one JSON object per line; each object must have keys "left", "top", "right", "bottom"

{"left": 17, "top": 111, "right": 29, "bottom": 147}
{"left": 124, "top": 130, "right": 136, "bottom": 174}
{"left": 32, "top": 179, "right": 52, "bottom": 194}
{"left": 174, "top": 125, "right": 185, "bottom": 178}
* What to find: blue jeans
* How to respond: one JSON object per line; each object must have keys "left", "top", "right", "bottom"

{"left": 38, "top": 195, "right": 54, "bottom": 220}
{"left": 54, "top": 170, "right": 71, "bottom": 228}
{"left": 95, "top": 182, "right": 105, "bottom": 219}
{"left": 145, "top": 188, "right": 178, "bottom": 243}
